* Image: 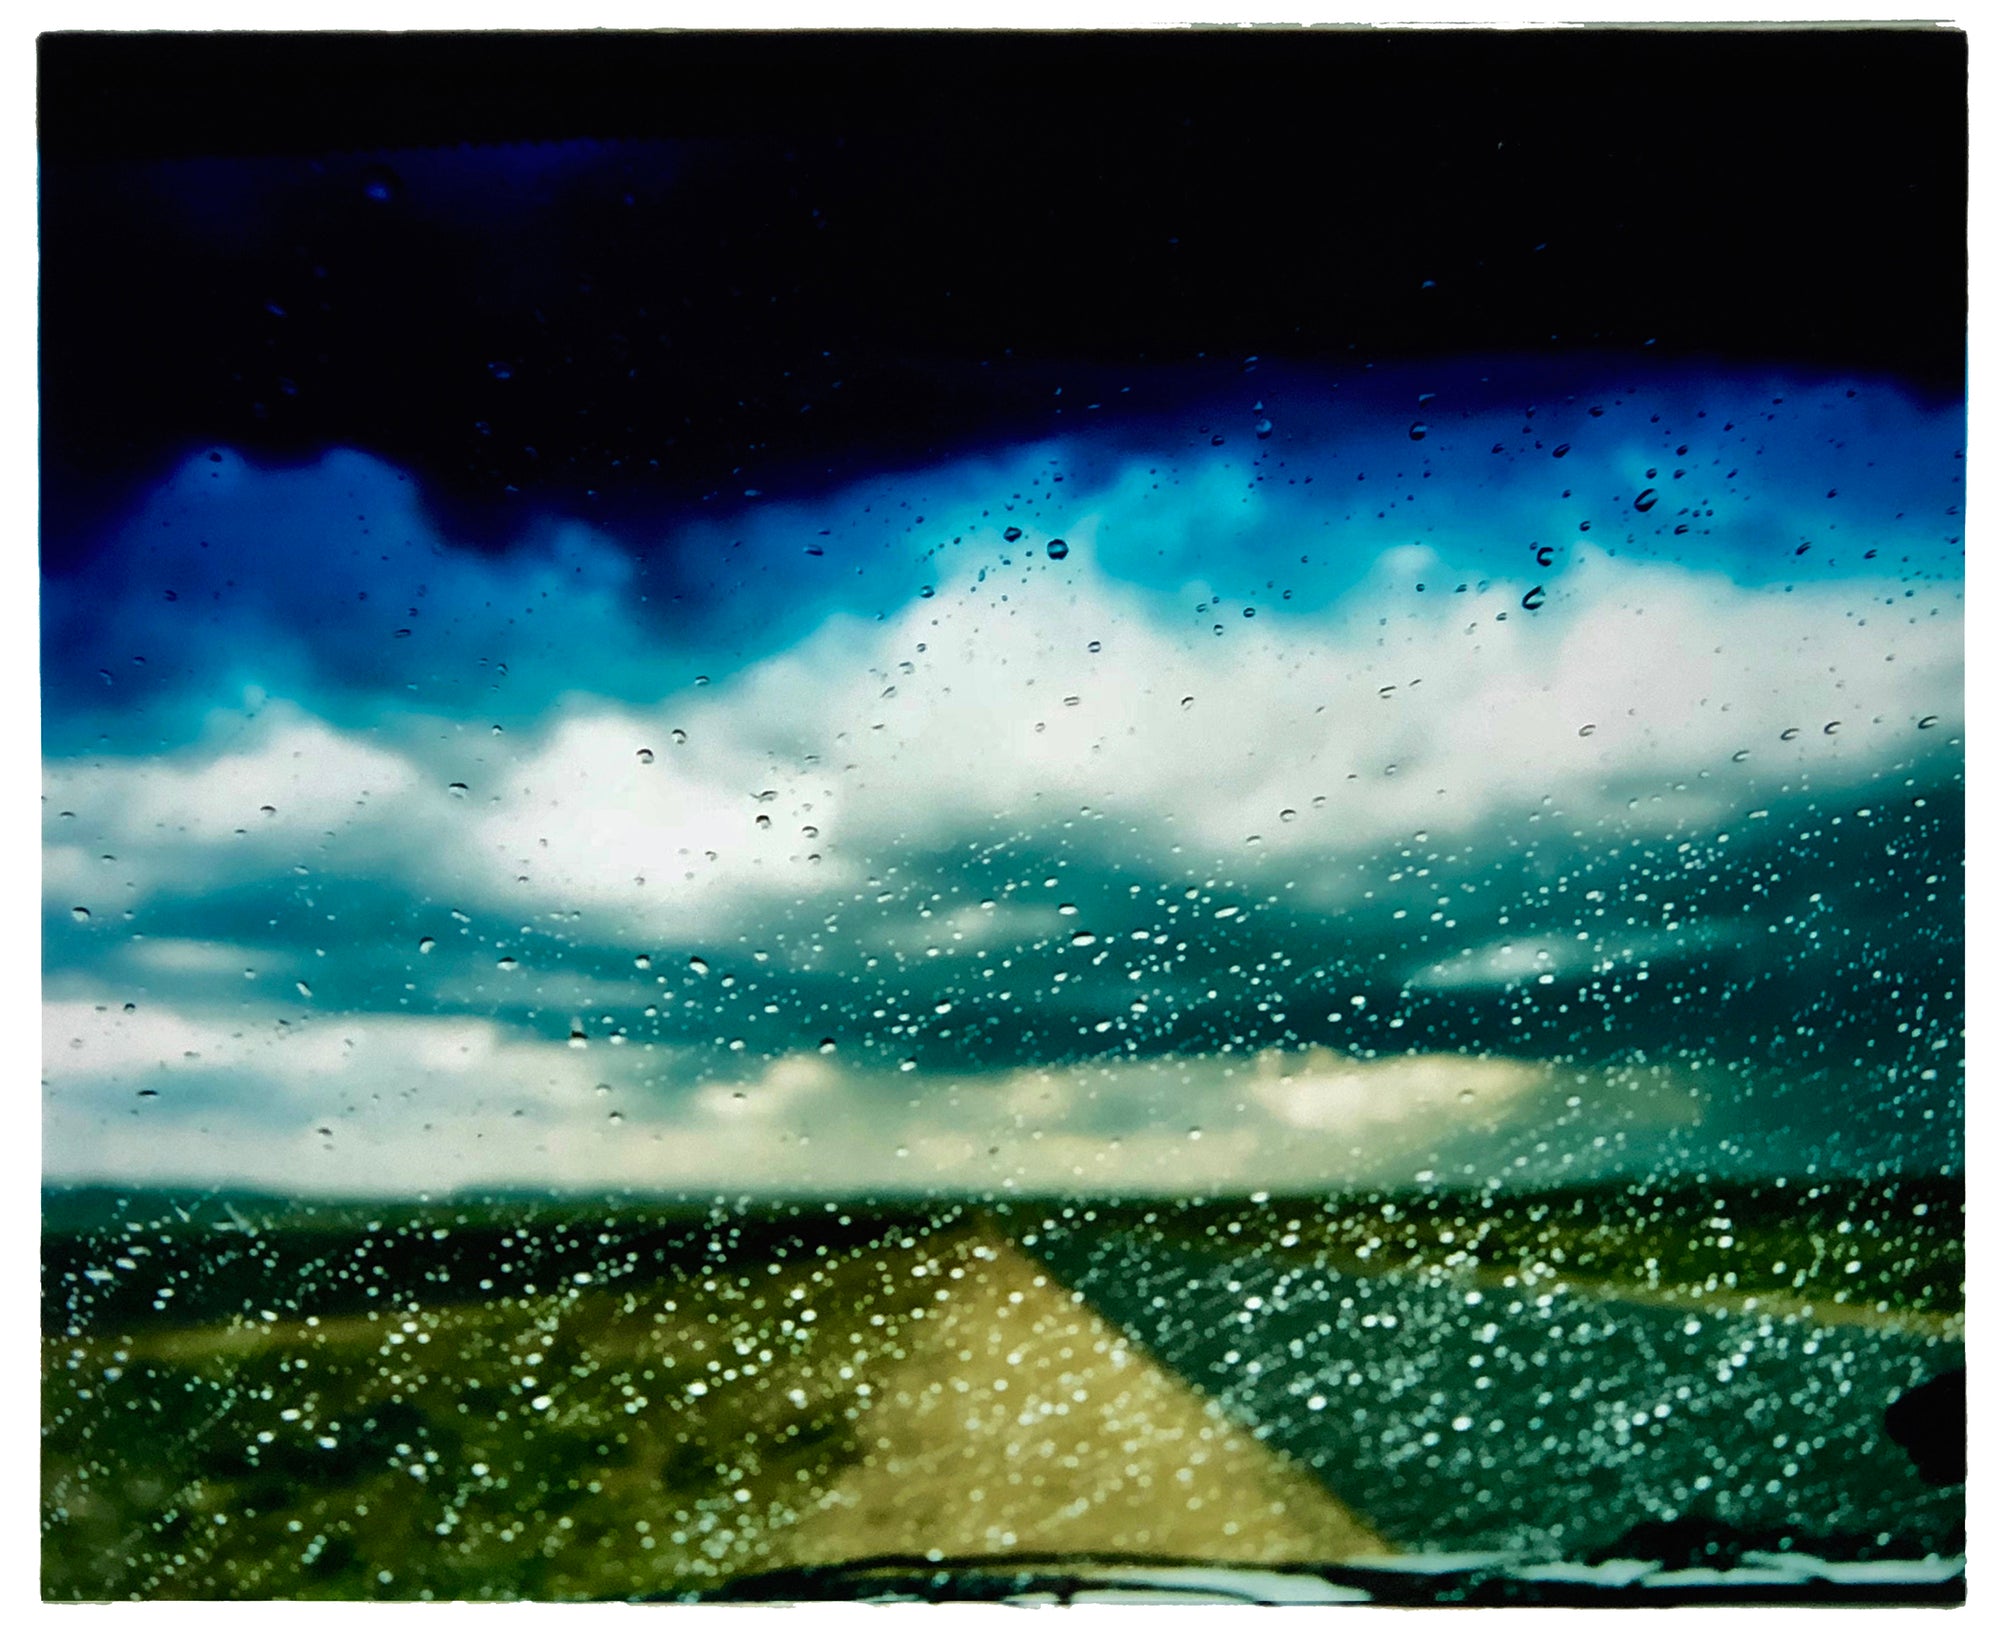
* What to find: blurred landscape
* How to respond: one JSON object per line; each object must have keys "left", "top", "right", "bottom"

{"left": 43, "top": 1177, "right": 1963, "bottom": 1599}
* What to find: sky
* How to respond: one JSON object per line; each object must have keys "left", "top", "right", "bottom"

{"left": 40, "top": 360, "right": 1966, "bottom": 1197}
{"left": 34, "top": 30, "right": 1967, "bottom": 1199}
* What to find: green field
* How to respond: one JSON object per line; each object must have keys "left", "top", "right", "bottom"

{"left": 43, "top": 1178, "right": 1963, "bottom": 1600}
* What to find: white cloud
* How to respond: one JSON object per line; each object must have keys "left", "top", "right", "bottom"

{"left": 43, "top": 988, "right": 1691, "bottom": 1198}
{"left": 1246, "top": 1046, "right": 1544, "bottom": 1136}
{"left": 39, "top": 450, "right": 1959, "bottom": 1196}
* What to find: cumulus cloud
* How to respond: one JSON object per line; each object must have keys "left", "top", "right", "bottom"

{"left": 41, "top": 372, "right": 1964, "bottom": 1195}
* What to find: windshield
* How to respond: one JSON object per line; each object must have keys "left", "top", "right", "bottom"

{"left": 40, "top": 27, "right": 1965, "bottom": 1605}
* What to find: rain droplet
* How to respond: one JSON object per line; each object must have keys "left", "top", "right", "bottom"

{"left": 818, "top": 1038, "right": 838, "bottom": 1054}
{"left": 754, "top": 813, "right": 772, "bottom": 829}
{"left": 295, "top": 981, "right": 312, "bottom": 999}
{"left": 1633, "top": 488, "right": 1659, "bottom": 512}
{"left": 1254, "top": 418, "right": 1273, "bottom": 438}
{"left": 671, "top": 729, "right": 688, "bottom": 745}
{"left": 69, "top": 906, "right": 90, "bottom": 922}
{"left": 1780, "top": 727, "right": 1801, "bottom": 742}
{"left": 1408, "top": 422, "right": 1429, "bottom": 442}
{"left": 637, "top": 748, "right": 655, "bottom": 764}
{"left": 1731, "top": 750, "right": 1751, "bottom": 763}
{"left": 1578, "top": 723, "right": 1596, "bottom": 737}
{"left": 1070, "top": 931, "right": 1097, "bottom": 948}
{"left": 1002, "top": 526, "right": 1022, "bottom": 542}
{"left": 688, "top": 955, "right": 711, "bottom": 976}
{"left": 1180, "top": 696, "right": 1195, "bottom": 709}
{"left": 1058, "top": 903, "right": 1078, "bottom": 916}
{"left": 1918, "top": 715, "right": 1940, "bottom": 730}
{"left": 1823, "top": 720, "right": 1841, "bottom": 735}
{"left": 1520, "top": 585, "right": 1547, "bottom": 611}
{"left": 1552, "top": 443, "right": 1571, "bottom": 458}
{"left": 137, "top": 1087, "right": 159, "bottom": 1099}
{"left": 693, "top": 675, "right": 710, "bottom": 687}
{"left": 447, "top": 782, "right": 469, "bottom": 797}
{"left": 497, "top": 956, "right": 519, "bottom": 971}
{"left": 1046, "top": 539, "right": 1069, "bottom": 561}
{"left": 634, "top": 954, "right": 652, "bottom": 970}
{"left": 1534, "top": 545, "right": 1555, "bottom": 567}
{"left": 1279, "top": 808, "right": 1297, "bottom": 823}
{"left": 417, "top": 936, "right": 436, "bottom": 954}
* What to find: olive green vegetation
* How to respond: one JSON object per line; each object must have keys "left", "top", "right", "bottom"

{"left": 45, "top": 1203, "right": 971, "bottom": 1599}
{"left": 43, "top": 1177, "right": 1961, "bottom": 1599}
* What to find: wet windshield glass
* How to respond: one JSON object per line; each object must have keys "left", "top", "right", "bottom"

{"left": 40, "top": 28, "right": 1964, "bottom": 1604}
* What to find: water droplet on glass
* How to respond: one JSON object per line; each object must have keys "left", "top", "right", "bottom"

{"left": 1634, "top": 487, "right": 1659, "bottom": 512}
{"left": 1046, "top": 539, "right": 1069, "bottom": 561}
{"left": 1578, "top": 723, "right": 1597, "bottom": 737}
{"left": 1279, "top": 808, "right": 1297, "bottom": 823}
{"left": 417, "top": 936, "right": 436, "bottom": 954}
{"left": 1552, "top": 443, "right": 1571, "bottom": 458}
{"left": 1002, "top": 526, "right": 1022, "bottom": 542}
{"left": 1408, "top": 422, "right": 1428, "bottom": 442}
{"left": 1520, "top": 585, "right": 1547, "bottom": 611}
{"left": 447, "top": 782, "right": 469, "bottom": 798}
{"left": 637, "top": 747, "right": 655, "bottom": 763}
{"left": 497, "top": 956, "right": 519, "bottom": 971}
{"left": 1057, "top": 903, "right": 1078, "bottom": 916}
{"left": 671, "top": 728, "right": 688, "bottom": 745}
{"left": 1534, "top": 544, "right": 1555, "bottom": 567}
{"left": 1780, "top": 727, "right": 1800, "bottom": 741}
{"left": 1180, "top": 696, "right": 1195, "bottom": 709}
{"left": 1731, "top": 750, "right": 1751, "bottom": 763}
{"left": 137, "top": 1087, "right": 158, "bottom": 1099}
{"left": 634, "top": 954, "right": 652, "bottom": 970}
{"left": 1070, "top": 931, "right": 1097, "bottom": 948}
{"left": 688, "top": 955, "right": 711, "bottom": 976}
{"left": 818, "top": 1038, "right": 838, "bottom": 1054}
{"left": 69, "top": 906, "right": 90, "bottom": 923}
{"left": 295, "top": 981, "right": 312, "bottom": 998}
{"left": 1823, "top": 720, "right": 1841, "bottom": 735}
{"left": 1254, "top": 418, "right": 1273, "bottom": 438}
{"left": 1918, "top": 715, "right": 1940, "bottom": 729}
